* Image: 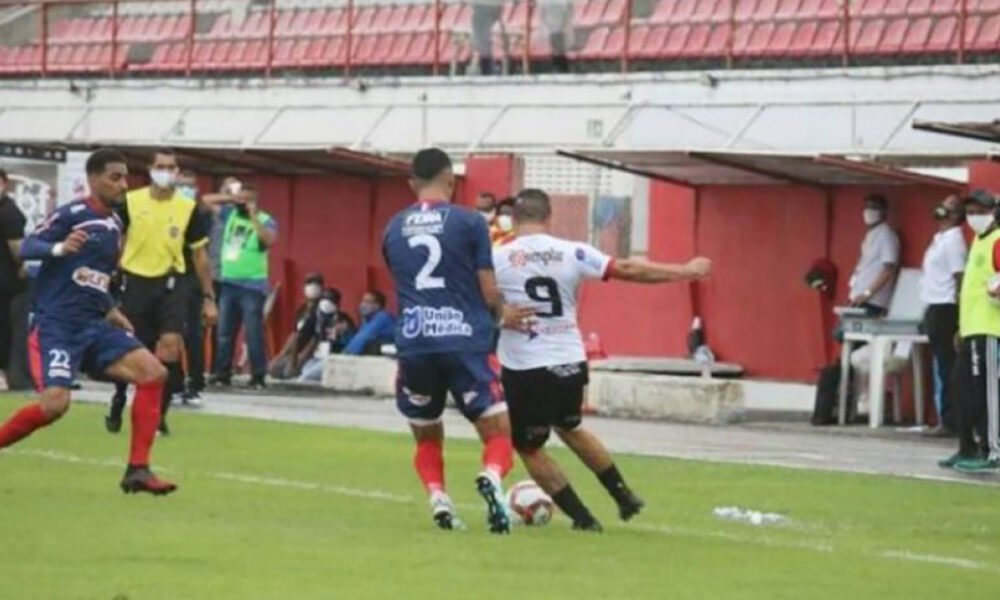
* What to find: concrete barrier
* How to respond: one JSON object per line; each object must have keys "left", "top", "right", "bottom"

{"left": 321, "top": 355, "right": 396, "bottom": 397}
{"left": 588, "top": 371, "right": 746, "bottom": 425}
{"left": 320, "top": 355, "right": 748, "bottom": 424}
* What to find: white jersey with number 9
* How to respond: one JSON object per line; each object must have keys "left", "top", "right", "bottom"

{"left": 494, "top": 233, "right": 613, "bottom": 371}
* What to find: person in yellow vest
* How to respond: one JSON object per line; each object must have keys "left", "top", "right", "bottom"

{"left": 105, "top": 149, "right": 218, "bottom": 436}
{"left": 210, "top": 182, "right": 278, "bottom": 390}
{"left": 940, "top": 190, "right": 1000, "bottom": 473}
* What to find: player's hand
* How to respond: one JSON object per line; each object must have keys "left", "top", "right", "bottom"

{"left": 500, "top": 305, "right": 536, "bottom": 332}
{"left": 685, "top": 257, "right": 712, "bottom": 280}
{"left": 107, "top": 308, "right": 135, "bottom": 333}
{"left": 62, "top": 230, "right": 89, "bottom": 255}
{"left": 202, "top": 298, "right": 219, "bottom": 327}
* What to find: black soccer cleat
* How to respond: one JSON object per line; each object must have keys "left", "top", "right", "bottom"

{"left": 104, "top": 415, "right": 122, "bottom": 434}
{"left": 434, "top": 511, "right": 454, "bottom": 530}
{"left": 475, "top": 473, "right": 511, "bottom": 535}
{"left": 572, "top": 519, "right": 604, "bottom": 533}
{"left": 617, "top": 490, "right": 645, "bottom": 522}
{"left": 120, "top": 466, "right": 177, "bottom": 496}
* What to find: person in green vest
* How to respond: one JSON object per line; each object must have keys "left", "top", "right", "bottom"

{"left": 940, "top": 190, "right": 1000, "bottom": 473}
{"left": 211, "top": 182, "right": 278, "bottom": 390}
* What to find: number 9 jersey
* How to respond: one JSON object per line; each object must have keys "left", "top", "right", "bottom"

{"left": 494, "top": 234, "right": 614, "bottom": 370}
{"left": 382, "top": 201, "right": 497, "bottom": 357}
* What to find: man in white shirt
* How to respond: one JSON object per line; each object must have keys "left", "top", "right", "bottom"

{"left": 494, "top": 189, "right": 711, "bottom": 532}
{"left": 849, "top": 194, "right": 900, "bottom": 315}
{"left": 921, "top": 195, "right": 967, "bottom": 436}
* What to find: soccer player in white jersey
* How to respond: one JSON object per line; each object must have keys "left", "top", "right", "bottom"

{"left": 494, "top": 189, "right": 712, "bottom": 531}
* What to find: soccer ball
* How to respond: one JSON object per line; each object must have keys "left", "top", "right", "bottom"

{"left": 506, "top": 480, "right": 554, "bottom": 526}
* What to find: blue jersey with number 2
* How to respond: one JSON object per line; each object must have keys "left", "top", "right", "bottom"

{"left": 383, "top": 201, "right": 495, "bottom": 357}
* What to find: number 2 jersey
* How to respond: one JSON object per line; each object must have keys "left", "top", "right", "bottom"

{"left": 494, "top": 233, "right": 613, "bottom": 370}
{"left": 382, "top": 201, "right": 496, "bottom": 357}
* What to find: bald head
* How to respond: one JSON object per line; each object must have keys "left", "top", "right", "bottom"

{"left": 513, "top": 189, "right": 552, "bottom": 225}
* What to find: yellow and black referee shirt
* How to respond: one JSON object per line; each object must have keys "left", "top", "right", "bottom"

{"left": 117, "top": 187, "right": 209, "bottom": 277}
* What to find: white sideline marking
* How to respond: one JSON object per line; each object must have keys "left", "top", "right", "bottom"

{"left": 11, "top": 447, "right": 1000, "bottom": 574}
{"left": 881, "top": 550, "right": 992, "bottom": 571}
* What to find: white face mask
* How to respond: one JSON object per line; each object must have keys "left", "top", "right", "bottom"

{"left": 304, "top": 283, "right": 322, "bottom": 300}
{"left": 227, "top": 181, "right": 242, "bottom": 195}
{"left": 862, "top": 209, "right": 882, "bottom": 226}
{"left": 318, "top": 299, "right": 337, "bottom": 315}
{"left": 967, "top": 214, "right": 995, "bottom": 235}
{"left": 150, "top": 169, "right": 176, "bottom": 189}
{"left": 497, "top": 214, "right": 513, "bottom": 232}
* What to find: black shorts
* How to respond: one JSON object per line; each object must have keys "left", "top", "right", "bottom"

{"left": 502, "top": 362, "right": 589, "bottom": 451}
{"left": 119, "top": 271, "right": 190, "bottom": 349}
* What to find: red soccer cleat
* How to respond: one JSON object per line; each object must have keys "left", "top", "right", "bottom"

{"left": 120, "top": 466, "right": 178, "bottom": 496}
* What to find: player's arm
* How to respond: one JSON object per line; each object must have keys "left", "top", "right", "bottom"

{"left": 186, "top": 209, "right": 219, "bottom": 325}
{"left": 472, "top": 219, "right": 533, "bottom": 328}
{"left": 18, "top": 210, "right": 87, "bottom": 260}
{"left": 608, "top": 256, "right": 712, "bottom": 283}
{"left": 248, "top": 204, "right": 277, "bottom": 248}
{"left": 106, "top": 306, "right": 135, "bottom": 333}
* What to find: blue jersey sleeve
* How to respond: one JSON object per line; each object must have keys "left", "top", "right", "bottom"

{"left": 20, "top": 208, "right": 72, "bottom": 260}
{"left": 470, "top": 213, "right": 493, "bottom": 271}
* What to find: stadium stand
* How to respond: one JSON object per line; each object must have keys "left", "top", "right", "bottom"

{"left": 0, "top": 0, "right": 997, "bottom": 76}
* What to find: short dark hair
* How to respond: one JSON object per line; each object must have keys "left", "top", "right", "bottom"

{"left": 0, "top": 168, "right": 8, "bottom": 183}
{"left": 367, "top": 290, "right": 387, "bottom": 308}
{"left": 864, "top": 193, "right": 888, "bottom": 211}
{"left": 497, "top": 197, "right": 516, "bottom": 210}
{"left": 965, "top": 189, "right": 996, "bottom": 208}
{"left": 514, "top": 188, "right": 552, "bottom": 223}
{"left": 179, "top": 168, "right": 196, "bottom": 178}
{"left": 150, "top": 147, "right": 176, "bottom": 164}
{"left": 479, "top": 192, "right": 496, "bottom": 202}
{"left": 323, "top": 287, "right": 342, "bottom": 305}
{"left": 411, "top": 148, "right": 452, "bottom": 182}
{"left": 305, "top": 272, "right": 325, "bottom": 285}
{"left": 86, "top": 148, "right": 127, "bottom": 176}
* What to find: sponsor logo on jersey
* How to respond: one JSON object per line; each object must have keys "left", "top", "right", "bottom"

{"left": 72, "top": 267, "right": 111, "bottom": 292}
{"left": 401, "top": 306, "right": 473, "bottom": 339}
{"left": 402, "top": 209, "right": 448, "bottom": 236}
{"left": 509, "top": 248, "right": 564, "bottom": 268}
{"left": 575, "top": 246, "right": 605, "bottom": 271}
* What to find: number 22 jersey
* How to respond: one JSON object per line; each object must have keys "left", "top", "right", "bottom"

{"left": 382, "top": 201, "right": 496, "bottom": 357}
{"left": 494, "top": 233, "right": 613, "bottom": 370}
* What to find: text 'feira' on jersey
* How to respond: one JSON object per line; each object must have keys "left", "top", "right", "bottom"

{"left": 402, "top": 207, "right": 451, "bottom": 237}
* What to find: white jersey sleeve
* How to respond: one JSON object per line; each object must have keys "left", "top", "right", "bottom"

{"left": 573, "top": 244, "right": 614, "bottom": 281}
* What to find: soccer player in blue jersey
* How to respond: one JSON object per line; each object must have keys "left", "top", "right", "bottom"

{"left": 383, "top": 148, "right": 532, "bottom": 533}
{"left": 0, "top": 148, "right": 177, "bottom": 495}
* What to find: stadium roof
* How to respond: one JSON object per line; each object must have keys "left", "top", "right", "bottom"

{"left": 555, "top": 149, "right": 966, "bottom": 190}
{"left": 912, "top": 120, "right": 1000, "bottom": 145}
{"left": 3, "top": 142, "right": 410, "bottom": 177}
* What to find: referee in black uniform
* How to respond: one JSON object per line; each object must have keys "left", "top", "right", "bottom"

{"left": 106, "top": 149, "right": 218, "bottom": 435}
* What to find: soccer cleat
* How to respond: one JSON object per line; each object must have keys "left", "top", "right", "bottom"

{"left": 208, "top": 374, "right": 231, "bottom": 387}
{"left": 120, "top": 466, "right": 177, "bottom": 496}
{"left": 104, "top": 414, "right": 122, "bottom": 434}
{"left": 248, "top": 376, "right": 267, "bottom": 390}
{"left": 475, "top": 471, "right": 511, "bottom": 534}
{"left": 572, "top": 519, "right": 604, "bottom": 533}
{"left": 954, "top": 457, "right": 1000, "bottom": 474}
{"left": 938, "top": 452, "right": 967, "bottom": 469}
{"left": 430, "top": 493, "right": 464, "bottom": 531}
{"left": 181, "top": 391, "right": 204, "bottom": 409}
{"left": 617, "top": 489, "right": 645, "bottom": 522}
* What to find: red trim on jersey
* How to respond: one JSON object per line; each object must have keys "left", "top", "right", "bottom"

{"left": 992, "top": 237, "right": 1000, "bottom": 272}
{"left": 84, "top": 196, "right": 112, "bottom": 216}
{"left": 27, "top": 328, "right": 43, "bottom": 393}
{"left": 414, "top": 199, "right": 450, "bottom": 210}
{"left": 602, "top": 258, "right": 617, "bottom": 281}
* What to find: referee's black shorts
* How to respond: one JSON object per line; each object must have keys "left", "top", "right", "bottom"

{"left": 119, "top": 271, "right": 190, "bottom": 349}
{"left": 501, "top": 362, "right": 589, "bottom": 452}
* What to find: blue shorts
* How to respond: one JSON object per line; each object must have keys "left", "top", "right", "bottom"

{"left": 29, "top": 318, "right": 144, "bottom": 390}
{"left": 395, "top": 352, "right": 506, "bottom": 424}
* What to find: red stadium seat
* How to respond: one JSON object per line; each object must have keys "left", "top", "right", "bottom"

{"left": 577, "top": 0, "right": 608, "bottom": 29}
{"left": 704, "top": 22, "right": 731, "bottom": 56}
{"left": 766, "top": 21, "right": 797, "bottom": 55}
{"left": 354, "top": 7, "right": 378, "bottom": 34}
{"left": 370, "top": 6, "right": 394, "bottom": 33}
{"left": 815, "top": 0, "right": 840, "bottom": 18}
{"left": 324, "top": 36, "right": 346, "bottom": 65}
{"left": 775, "top": 0, "right": 802, "bottom": 19}
{"left": 385, "top": 6, "right": 410, "bottom": 33}
{"left": 208, "top": 14, "right": 232, "bottom": 39}
{"left": 734, "top": 0, "right": 759, "bottom": 22}
{"left": 754, "top": 0, "right": 779, "bottom": 20}
{"left": 928, "top": 0, "right": 960, "bottom": 15}
{"left": 405, "top": 32, "right": 432, "bottom": 64}
{"left": 900, "top": 16, "right": 933, "bottom": 53}
{"left": 678, "top": 23, "right": 711, "bottom": 56}
{"left": 971, "top": 14, "right": 1000, "bottom": 51}
{"left": 650, "top": 0, "right": 676, "bottom": 24}
{"left": 926, "top": 17, "right": 957, "bottom": 53}
{"left": 173, "top": 16, "right": 192, "bottom": 40}
{"left": 602, "top": 0, "right": 627, "bottom": 25}
{"left": 627, "top": 24, "right": 649, "bottom": 57}
{"left": 208, "top": 40, "right": 233, "bottom": 70}
{"left": 692, "top": 0, "right": 724, "bottom": 23}
{"left": 905, "top": 0, "right": 933, "bottom": 15}
{"left": 601, "top": 25, "right": 625, "bottom": 59}
{"left": 878, "top": 17, "right": 909, "bottom": 54}
{"left": 744, "top": 22, "right": 776, "bottom": 56}
{"left": 851, "top": 18, "right": 885, "bottom": 54}
{"left": 974, "top": 0, "right": 1000, "bottom": 12}
{"left": 408, "top": 6, "right": 432, "bottom": 32}
{"left": 857, "top": 0, "right": 886, "bottom": 17}
{"left": 301, "top": 37, "right": 327, "bottom": 66}
{"left": 272, "top": 39, "right": 297, "bottom": 66}
{"left": 731, "top": 22, "right": 754, "bottom": 55}
{"left": 351, "top": 34, "right": 377, "bottom": 65}
{"left": 636, "top": 24, "right": 666, "bottom": 58}
{"left": 322, "top": 9, "right": 347, "bottom": 35}
{"left": 385, "top": 32, "right": 413, "bottom": 64}
{"left": 275, "top": 11, "right": 295, "bottom": 36}
{"left": 245, "top": 40, "right": 269, "bottom": 68}
{"left": 290, "top": 10, "right": 311, "bottom": 35}
{"left": 808, "top": 20, "right": 841, "bottom": 55}
{"left": 577, "top": 26, "right": 609, "bottom": 59}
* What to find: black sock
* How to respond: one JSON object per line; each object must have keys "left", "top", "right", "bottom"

{"left": 109, "top": 382, "right": 128, "bottom": 419}
{"left": 161, "top": 362, "right": 183, "bottom": 419}
{"left": 551, "top": 484, "right": 596, "bottom": 527}
{"left": 597, "top": 464, "right": 631, "bottom": 504}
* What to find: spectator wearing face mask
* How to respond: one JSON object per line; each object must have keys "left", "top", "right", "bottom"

{"left": 492, "top": 197, "right": 516, "bottom": 247}
{"left": 343, "top": 290, "right": 396, "bottom": 356}
{"left": 848, "top": 194, "right": 900, "bottom": 316}
{"left": 297, "top": 294, "right": 357, "bottom": 383}
{"left": 268, "top": 274, "right": 329, "bottom": 379}
{"left": 920, "top": 194, "right": 967, "bottom": 437}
